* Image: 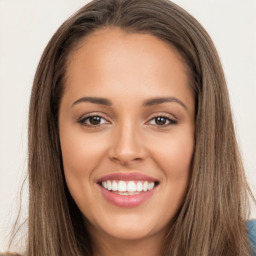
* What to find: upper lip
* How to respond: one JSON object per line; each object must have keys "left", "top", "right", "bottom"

{"left": 97, "top": 172, "right": 159, "bottom": 183}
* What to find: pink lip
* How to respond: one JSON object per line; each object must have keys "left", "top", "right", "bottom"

{"left": 97, "top": 172, "right": 159, "bottom": 208}
{"left": 97, "top": 172, "right": 158, "bottom": 183}
{"left": 99, "top": 185, "right": 157, "bottom": 208}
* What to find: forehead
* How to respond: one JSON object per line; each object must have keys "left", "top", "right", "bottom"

{"left": 66, "top": 27, "right": 188, "bottom": 81}
{"left": 63, "top": 27, "right": 193, "bottom": 110}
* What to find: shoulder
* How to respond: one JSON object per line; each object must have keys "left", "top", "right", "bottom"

{"left": 247, "top": 219, "right": 256, "bottom": 253}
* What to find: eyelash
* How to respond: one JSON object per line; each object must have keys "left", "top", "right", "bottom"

{"left": 78, "top": 113, "right": 177, "bottom": 129}
{"left": 78, "top": 114, "right": 110, "bottom": 129}
{"left": 148, "top": 114, "right": 177, "bottom": 127}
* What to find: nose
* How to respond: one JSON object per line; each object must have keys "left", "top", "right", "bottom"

{"left": 108, "top": 121, "right": 147, "bottom": 165}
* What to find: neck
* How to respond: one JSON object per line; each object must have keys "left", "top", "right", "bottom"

{"left": 90, "top": 229, "right": 167, "bottom": 256}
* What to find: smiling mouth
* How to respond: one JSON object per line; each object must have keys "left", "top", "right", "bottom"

{"left": 99, "top": 180, "right": 159, "bottom": 195}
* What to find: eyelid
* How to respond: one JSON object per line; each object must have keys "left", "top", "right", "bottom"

{"left": 146, "top": 112, "right": 178, "bottom": 127}
{"left": 146, "top": 112, "right": 177, "bottom": 121}
{"left": 77, "top": 111, "right": 177, "bottom": 128}
{"left": 78, "top": 111, "right": 108, "bottom": 119}
{"left": 78, "top": 112, "right": 111, "bottom": 127}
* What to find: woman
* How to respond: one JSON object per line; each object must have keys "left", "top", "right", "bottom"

{"left": 3, "top": 0, "right": 256, "bottom": 255}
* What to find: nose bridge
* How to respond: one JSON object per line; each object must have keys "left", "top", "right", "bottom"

{"left": 110, "top": 118, "right": 145, "bottom": 163}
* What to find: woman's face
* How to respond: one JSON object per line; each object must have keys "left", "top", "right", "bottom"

{"left": 59, "top": 28, "right": 195, "bottom": 243}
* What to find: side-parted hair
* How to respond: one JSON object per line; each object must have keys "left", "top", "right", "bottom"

{"left": 16, "top": 0, "right": 252, "bottom": 255}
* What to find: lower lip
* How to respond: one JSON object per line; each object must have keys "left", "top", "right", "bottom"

{"left": 99, "top": 185, "right": 156, "bottom": 207}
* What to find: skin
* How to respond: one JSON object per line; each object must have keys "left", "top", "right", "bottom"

{"left": 59, "top": 27, "right": 195, "bottom": 256}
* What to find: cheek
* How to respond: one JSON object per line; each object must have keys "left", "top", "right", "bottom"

{"left": 150, "top": 128, "right": 194, "bottom": 205}
{"left": 59, "top": 127, "right": 109, "bottom": 207}
{"left": 60, "top": 130, "right": 110, "bottom": 217}
{"left": 60, "top": 129, "right": 108, "bottom": 177}
{"left": 151, "top": 128, "right": 194, "bottom": 175}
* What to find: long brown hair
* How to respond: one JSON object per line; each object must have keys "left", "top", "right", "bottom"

{"left": 14, "top": 0, "right": 254, "bottom": 255}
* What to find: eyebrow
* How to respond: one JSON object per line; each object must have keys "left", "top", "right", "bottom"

{"left": 143, "top": 97, "right": 188, "bottom": 110}
{"left": 72, "top": 96, "right": 188, "bottom": 110}
{"left": 72, "top": 97, "right": 112, "bottom": 106}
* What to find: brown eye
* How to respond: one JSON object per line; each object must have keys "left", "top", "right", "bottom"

{"left": 79, "top": 115, "right": 109, "bottom": 127}
{"left": 148, "top": 115, "right": 177, "bottom": 126}
{"left": 89, "top": 116, "right": 102, "bottom": 125}
{"left": 155, "top": 117, "right": 168, "bottom": 125}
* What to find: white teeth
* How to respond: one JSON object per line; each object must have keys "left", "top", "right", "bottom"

{"left": 107, "top": 180, "right": 112, "bottom": 190}
{"left": 143, "top": 181, "right": 148, "bottom": 191}
{"left": 117, "top": 191, "right": 140, "bottom": 195}
{"left": 118, "top": 181, "right": 127, "bottom": 192}
{"left": 127, "top": 181, "right": 137, "bottom": 192}
{"left": 112, "top": 181, "right": 118, "bottom": 191}
{"left": 101, "top": 180, "right": 156, "bottom": 193}
{"left": 137, "top": 182, "right": 143, "bottom": 192}
{"left": 148, "top": 182, "right": 154, "bottom": 190}
{"left": 103, "top": 181, "right": 108, "bottom": 189}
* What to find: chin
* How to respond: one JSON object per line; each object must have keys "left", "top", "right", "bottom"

{"left": 102, "top": 224, "right": 156, "bottom": 241}
{"left": 86, "top": 211, "right": 169, "bottom": 241}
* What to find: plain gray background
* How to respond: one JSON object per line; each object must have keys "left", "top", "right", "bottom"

{"left": 0, "top": 0, "right": 255, "bottom": 252}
